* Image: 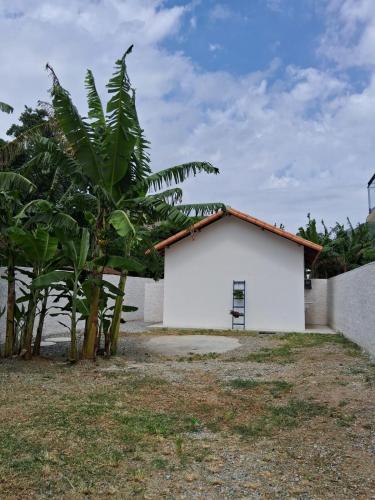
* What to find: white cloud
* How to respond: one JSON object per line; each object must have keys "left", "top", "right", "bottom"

{"left": 209, "top": 43, "right": 222, "bottom": 52}
{"left": 320, "top": 0, "right": 375, "bottom": 68}
{"left": 0, "top": 0, "right": 374, "bottom": 232}
{"left": 209, "top": 3, "right": 235, "bottom": 21}
{"left": 266, "top": 0, "right": 283, "bottom": 13}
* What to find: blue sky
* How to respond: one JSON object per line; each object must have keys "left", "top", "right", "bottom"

{"left": 165, "top": 1, "right": 325, "bottom": 75}
{"left": 1, "top": 0, "right": 375, "bottom": 231}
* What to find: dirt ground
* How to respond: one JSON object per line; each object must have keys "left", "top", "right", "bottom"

{"left": 0, "top": 329, "right": 375, "bottom": 499}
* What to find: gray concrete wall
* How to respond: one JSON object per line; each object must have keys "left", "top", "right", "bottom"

{"left": 144, "top": 281, "right": 164, "bottom": 323}
{"left": 304, "top": 279, "right": 328, "bottom": 326}
{"left": 327, "top": 262, "right": 375, "bottom": 355}
{"left": 0, "top": 269, "right": 163, "bottom": 341}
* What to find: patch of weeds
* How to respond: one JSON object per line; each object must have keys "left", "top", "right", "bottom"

{"left": 228, "top": 378, "right": 292, "bottom": 397}
{"left": 244, "top": 346, "right": 294, "bottom": 363}
{"left": 78, "top": 391, "right": 119, "bottom": 416}
{"left": 206, "top": 410, "right": 236, "bottom": 433}
{"left": 156, "top": 328, "right": 258, "bottom": 337}
{"left": 335, "top": 413, "right": 356, "bottom": 428}
{"left": 152, "top": 457, "right": 169, "bottom": 469}
{"left": 229, "top": 378, "right": 260, "bottom": 389}
{"left": 270, "top": 399, "right": 328, "bottom": 420}
{"left": 0, "top": 429, "right": 46, "bottom": 473}
{"left": 235, "top": 399, "right": 329, "bottom": 438}
{"left": 269, "top": 380, "right": 293, "bottom": 397}
{"left": 281, "top": 333, "right": 362, "bottom": 355}
{"left": 177, "top": 352, "right": 220, "bottom": 362}
{"left": 338, "top": 399, "right": 349, "bottom": 407}
{"left": 235, "top": 417, "right": 272, "bottom": 437}
{"left": 128, "top": 467, "right": 146, "bottom": 483}
{"left": 116, "top": 411, "right": 201, "bottom": 444}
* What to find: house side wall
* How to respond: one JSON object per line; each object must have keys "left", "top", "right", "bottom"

{"left": 163, "top": 216, "right": 305, "bottom": 331}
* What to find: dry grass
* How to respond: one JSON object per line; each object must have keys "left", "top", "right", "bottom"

{"left": 0, "top": 331, "right": 374, "bottom": 498}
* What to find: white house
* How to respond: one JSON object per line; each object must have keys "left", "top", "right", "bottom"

{"left": 153, "top": 208, "right": 322, "bottom": 332}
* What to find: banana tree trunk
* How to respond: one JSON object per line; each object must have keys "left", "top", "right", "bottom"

{"left": 109, "top": 271, "right": 127, "bottom": 356}
{"left": 69, "top": 281, "right": 78, "bottom": 362}
{"left": 33, "top": 290, "right": 48, "bottom": 356}
{"left": 82, "top": 279, "right": 100, "bottom": 360}
{"left": 3, "top": 254, "right": 15, "bottom": 358}
{"left": 21, "top": 289, "right": 38, "bottom": 360}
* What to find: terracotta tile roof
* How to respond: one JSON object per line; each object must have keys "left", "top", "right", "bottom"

{"left": 151, "top": 207, "right": 322, "bottom": 265}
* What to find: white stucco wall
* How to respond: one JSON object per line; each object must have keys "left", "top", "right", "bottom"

{"left": 163, "top": 216, "right": 305, "bottom": 331}
{"left": 305, "top": 279, "right": 328, "bottom": 326}
{"left": 327, "top": 262, "right": 375, "bottom": 355}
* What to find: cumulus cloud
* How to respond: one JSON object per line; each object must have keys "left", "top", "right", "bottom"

{"left": 0, "top": 0, "right": 374, "bottom": 231}
{"left": 320, "top": 0, "right": 375, "bottom": 68}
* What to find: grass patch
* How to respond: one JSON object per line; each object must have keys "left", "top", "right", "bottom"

{"left": 244, "top": 346, "right": 294, "bottom": 363}
{"left": 235, "top": 399, "right": 329, "bottom": 437}
{"left": 151, "top": 457, "right": 169, "bottom": 469}
{"left": 153, "top": 328, "right": 258, "bottom": 337}
{"left": 177, "top": 352, "right": 220, "bottom": 362}
{"left": 228, "top": 378, "right": 293, "bottom": 397}
{"left": 241, "top": 333, "right": 363, "bottom": 364}
{"left": 115, "top": 410, "right": 201, "bottom": 442}
{"left": 281, "top": 333, "right": 362, "bottom": 355}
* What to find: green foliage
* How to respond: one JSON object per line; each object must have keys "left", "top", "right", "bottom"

{"left": 298, "top": 213, "right": 375, "bottom": 278}
{"left": 0, "top": 48, "right": 223, "bottom": 360}
{"left": 0, "top": 101, "right": 13, "bottom": 114}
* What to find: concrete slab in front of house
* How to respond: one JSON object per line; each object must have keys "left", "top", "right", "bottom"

{"left": 145, "top": 335, "right": 240, "bottom": 355}
{"left": 304, "top": 325, "right": 337, "bottom": 334}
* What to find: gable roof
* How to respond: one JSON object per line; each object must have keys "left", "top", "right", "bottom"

{"left": 152, "top": 207, "right": 322, "bottom": 265}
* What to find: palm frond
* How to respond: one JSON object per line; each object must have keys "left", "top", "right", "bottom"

{"left": 132, "top": 162, "right": 220, "bottom": 193}
{"left": 133, "top": 196, "right": 193, "bottom": 226}
{"left": 173, "top": 202, "right": 226, "bottom": 216}
{"left": 0, "top": 121, "right": 56, "bottom": 166}
{"left": 129, "top": 89, "right": 151, "bottom": 182}
{"left": 47, "top": 65, "right": 101, "bottom": 183}
{"left": 26, "top": 211, "right": 79, "bottom": 234}
{"left": 0, "top": 172, "right": 36, "bottom": 194}
{"left": 125, "top": 188, "right": 184, "bottom": 208}
{"left": 104, "top": 47, "right": 137, "bottom": 191}
{"left": 62, "top": 192, "right": 98, "bottom": 212}
{"left": 0, "top": 102, "right": 13, "bottom": 114}
{"left": 85, "top": 69, "right": 106, "bottom": 130}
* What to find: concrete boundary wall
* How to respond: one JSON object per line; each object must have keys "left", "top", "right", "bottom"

{"left": 0, "top": 268, "right": 164, "bottom": 341}
{"left": 304, "top": 279, "right": 328, "bottom": 326}
{"left": 327, "top": 262, "right": 375, "bottom": 355}
{"left": 144, "top": 281, "right": 164, "bottom": 323}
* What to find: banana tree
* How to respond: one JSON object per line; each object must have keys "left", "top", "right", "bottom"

{"left": 8, "top": 227, "right": 60, "bottom": 359}
{"left": 0, "top": 172, "right": 36, "bottom": 357}
{"left": 33, "top": 228, "right": 90, "bottom": 361}
{"left": 41, "top": 47, "right": 223, "bottom": 359}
